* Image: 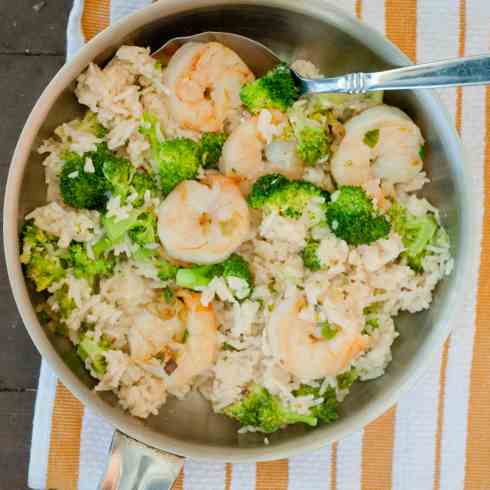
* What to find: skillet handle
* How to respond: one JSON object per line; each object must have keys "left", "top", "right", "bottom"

{"left": 97, "top": 431, "right": 184, "bottom": 490}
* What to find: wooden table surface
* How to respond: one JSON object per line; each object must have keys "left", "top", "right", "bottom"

{"left": 0, "top": 2, "right": 73, "bottom": 488}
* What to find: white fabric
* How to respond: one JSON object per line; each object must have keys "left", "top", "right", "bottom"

{"left": 110, "top": 0, "right": 153, "bottom": 23}
{"left": 439, "top": 0, "right": 489, "bottom": 485}
{"left": 183, "top": 461, "right": 227, "bottom": 490}
{"left": 29, "top": 3, "right": 152, "bottom": 488}
{"left": 28, "top": 1, "right": 487, "bottom": 489}
{"left": 288, "top": 446, "right": 332, "bottom": 490}
{"left": 392, "top": 353, "right": 442, "bottom": 490}
{"left": 28, "top": 362, "right": 57, "bottom": 490}
{"left": 229, "top": 463, "right": 256, "bottom": 490}
{"left": 66, "top": 0, "right": 86, "bottom": 61}
{"left": 78, "top": 410, "right": 114, "bottom": 490}
{"left": 336, "top": 431, "right": 363, "bottom": 490}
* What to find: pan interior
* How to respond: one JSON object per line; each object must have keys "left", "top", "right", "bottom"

{"left": 16, "top": 2, "right": 463, "bottom": 455}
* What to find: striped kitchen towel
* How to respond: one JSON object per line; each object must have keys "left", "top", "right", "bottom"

{"left": 28, "top": 0, "right": 490, "bottom": 489}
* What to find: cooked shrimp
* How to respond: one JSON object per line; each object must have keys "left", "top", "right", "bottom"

{"left": 267, "top": 291, "right": 368, "bottom": 380}
{"left": 220, "top": 117, "right": 264, "bottom": 182}
{"left": 220, "top": 111, "right": 303, "bottom": 190}
{"left": 128, "top": 310, "right": 182, "bottom": 361}
{"left": 158, "top": 174, "right": 250, "bottom": 264}
{"left": 163, "top": 42, "right": 254, "bottom": 132}
{"left": 331, "top": 105, "right": 424, "bottom": 186}
{"left": 166, "top": 290, "right": 219, "bottom": 388}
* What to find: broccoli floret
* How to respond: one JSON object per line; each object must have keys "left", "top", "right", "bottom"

{"left": 67, "top": 242, "right": 114, "bottom": 282}
{"left": 52, "top": 285, "right": 76, "bottom": 320}
{"left": 78, "top": 111, "right": 107, "bottom": 138}
{"left": 363, "top": 303, "right": 382, "bottom": 316}
{"left": 36, "top": 284, "right": 75, "bottom": 336}
{"left": 61, "top": 142, "right": 156, "bottom": 209}
{"left": 296, "top": 125, "right": 330, "bottom": 165}
{"left": 130, "top": 245, "right": 178, "bottom": 281}
{"left": 240, "top": 63, "right": 300, "bottom": 113}
{"left": 362, "top": 317, "right": 380, "bottom": 335}
{"left": 27, "top": 255, "right": 65, "bottom": 292}
{"left": 224, "top": 384, "right": 317, "bottom": 433}
{"left": 20, "top": 221, "right": 65, "bottom": 292}
{"left": 288, "top": 97, "right": 332, "bottom": 165}
{"left": 140, "top": 114, "right": 200, "bottom": 194}
{"left": 222, "top": 254, "right": 253, "bottom": 300}
{"left": 337, "top": 367, "right": 358, "bottom": 390}
{"left": 326, "top": 186, "right": 390, "bottom": 245}
{"left": 77, "top": 335, "right": 110, "bottom": 376}
{"left": 131, "top": 171, "right": 158, "bottom": 207}
{"left": 366, "top": 318, "right": 380, "bottom": 330}
{"left": 102, "top": 150, "right": 159, "bottom": 206}
{"left": 20, "top": 221, "right": 52, "bottom": 263}
{"left": 102, "top": 212, "right": 140, "bottom": 243}
{"left": 294, "top": 385, "right": 338, "bottom": 424}
{"left": 247, "top": 174, "right": 327, "bottom": 219}
{"left": 102, "top": 154, "right": 134, "bottom": 201}
{"left": 302, "top": 240, "right": 323, "bottom": 271}
{"left": 139, "top": 113, "right": 161, "bottom": 146}
{"left": 176, "top": 263, "right": 224, "bottom": 290}
{"left": 389, "top": 202, "right": 438, "bottom": 271}
{"left": 91, "top": 236, "right": 114, "bottom": 259}
{"left": 363, "top": 129, "right": 380, "bottom": 148}
{"left": 127, "top": 212, "right": 157, "bottom": 247}
{"left": 247, "top": 173, "right": 289, "bottom": 208}
{"left": 99, "top": 209, "right": 160, "bottom": 263}
{"left": 199, "top": 132, "right": 227, "bottom": 168}
{"left": 306, "top": 92, "right": 384, "bottom": 121}
{"left": 102, "top": 208, "right": 157, "bottom": 245}
{"left": 155, "top": 259, "right": 179, "bottom": 281}
{"left": 319, "top": 321, "right": 339, "bottom": 340}
{"left": 59, "top": 148, "right": 110, "bottom": 210}
{"left": 162, "top": 287, "right": 174, "bottom": 303}
{"left": 289, "top": 103, "right": 330, "bottom": 165}
{"left": 175, "top": 254, "right": 253, "bottom": 300}
{"left": 156, "top": 137, "right": 200, "bottom": 194}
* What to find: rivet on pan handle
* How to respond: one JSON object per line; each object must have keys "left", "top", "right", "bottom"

{"left": 98, "top": 431, "right": 184, "bottom": 490}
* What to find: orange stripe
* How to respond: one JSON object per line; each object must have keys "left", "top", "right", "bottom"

{"left": 256, "top": 459, "right": 288, "bottom": 490}
{"left": 433, "top": 3, "right": 466, "bottom": 489}
{"left": 455, "top": 0, "right": 466, "bottom": 134}
{"left": 173, "top": 469, "right": 184, "bottom": 490}
{"left": 464, "top": 85, "right": 490, "bottom": 489}
{"left": 330, "top": 442, "right": 338, "bottom": 490}
{"left": 81, "top": 0, "right": 111, "bottom": 42}
{"left": 46, "top": 383, "right": 84, "bottom": 490}
{"left": 355, "top": 0, "right": 362, "bottom": 19}
{"left": 360, "top": 3, "right": 416, "bottom": 488}
{"left": 385, "top": 0, "right": 417, "bottom": 61}
{"left": 433, "top": 341, "right": 450, "bottom": 490}
{"left": 361, "top": 407, "right": 397, "bottom": 490}
{"left": 225, "top": 463, "right": 232, "bottom": 490}
{"left": 335, "top": 6, "right": 360, "bottom": 488}
{"left": 332, "top": 9, "right": 359, "bottom": 490}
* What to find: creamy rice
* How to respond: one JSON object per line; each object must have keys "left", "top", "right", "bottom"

{"left": 22, "top": 44, "right": 452, "bottom": 426}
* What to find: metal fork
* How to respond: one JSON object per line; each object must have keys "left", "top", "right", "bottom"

{"left": 154, "top": 31, "right": 490, "bottom": 95}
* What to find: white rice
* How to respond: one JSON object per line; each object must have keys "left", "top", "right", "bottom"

{"left": 26, "top": 202, "right": 101, "bottom": 248}
{"left": 23, "top": 45, "right": 453, "bottom": 425}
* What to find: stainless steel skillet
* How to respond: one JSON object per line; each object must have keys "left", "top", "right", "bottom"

{"left": 3, "top": 1, "right": 474, "bottom": 488}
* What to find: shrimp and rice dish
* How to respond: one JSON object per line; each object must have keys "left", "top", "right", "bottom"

{"left": 20, "top": 42, "right": 453, "bottom": 433}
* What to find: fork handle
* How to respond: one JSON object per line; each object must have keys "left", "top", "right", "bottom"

{"left": 301, "top": 54, "right": 490, "bottom": 94}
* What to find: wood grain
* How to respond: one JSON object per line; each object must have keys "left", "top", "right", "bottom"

{"left": 0, "top": 1, "right": 72, "bottom": 487}
{"left": 0, "top": 54, "right": 66, "bottom": 391}
{"left": 0, "top": 54, "right": 65, "bottom": 170}
{"left": 0, "top": 392, "right": 37, "bottom": 490}
{"left": 0, "top": 0, "right": 72, "bottom": 54}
